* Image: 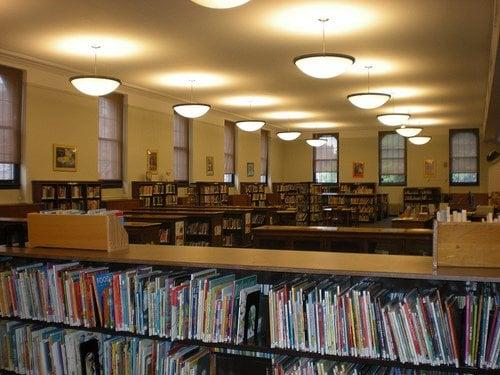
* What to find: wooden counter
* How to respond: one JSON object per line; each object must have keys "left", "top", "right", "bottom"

{"left": 252, "top": 225, "right": 433, "bottom": 255}
{"left": 391, "top": 215, "right": 434, "bottom": 229}
{"left": 1, "top": 245, "right": 499, "bottom": 282}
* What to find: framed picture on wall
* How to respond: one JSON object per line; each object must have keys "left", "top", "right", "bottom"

{"left": 247, "top": 162, "right": 254, "bottom": 177}
{"left": 53, "top": 144, "right": 77, "bottom": 171}
{"left": 424, "top": 159, "right": 435, "bottom": 177}
{"left": 206, "top": 156, "right": 214, "bottom": 176}
{"left": 147, "top": 149, "right": 158, "bottom": 173}
{"left": 352, "top": 161, "right": 365, "bottom": 178}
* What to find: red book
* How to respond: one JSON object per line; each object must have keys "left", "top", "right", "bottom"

{"left": 112, "top": 274, "right": 122, "bottom": 330}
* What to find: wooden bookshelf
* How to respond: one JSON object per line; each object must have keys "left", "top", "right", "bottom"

{"left": 131, "top": 181, "right": 177, "bottom": 207}
{"left": 403, "top": 187, "right": 441, "bottom": 209}
{"left": 32, "top": 180, "right": 102, "bottom": 211}
{"left": 124, "top": 213, "right": 186, "bottom": 245}
{"left": 377, "top": 193, "right": 389, "bottom": 220}
{"left": 240, "top": 182, "right": 267, "bottom": 207}
{"left": 221, "top": 209, "right": 252, "bottom": 247}
{"left": 188, "top": 182, "right": 229, "bottom": 207}
{"left": 309, "top": 183, "right": 338, "bottom": 225}
{"left": 272, "top": 182, "right": 310, "bottom": 225}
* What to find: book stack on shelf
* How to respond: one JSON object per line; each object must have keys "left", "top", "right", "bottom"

{"left": 323, "top": 183, "right": 378, "bottom": 224}
{"left": 185, "top": 220, "right": 212, "bottom": 246}
{"left": 131, "top": 181, "right": 178, "bottom": 208}
{"left": 222, "top": 210, "right": 252, "bottom": 247}
{"left": 32, "top": 181, "right": 102, "bottom": 211}
{"left": 309, "top": 183, "right": 339, "bottom": 225}
{"left": 404, "top": 187, "right": 442, "bottom": 209}
{"left": 188, "top": 182, "right": 229, "bottom": 207}
{"left": 240, "top": 182, "right": 267, "bottom": 207}
{"left": 272, "top": 183, "right": 298, "bottom": 209}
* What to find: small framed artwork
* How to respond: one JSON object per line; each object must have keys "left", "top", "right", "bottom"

{"left": 147, "top": 149, "right": 158, "bottom": 173}
{"left": 247, "top": 162, "right": 254, "bottom": 177}
{"left": 53, "top": 144, "right": 77, "bottom": 171}
{"left": 424, "top": 159, "right": 435, "bottom": 178}
{"left": 206, "top": 156, "right": 214, "bottom": 176}
{"left": 352, "top": 161, "right": 365, "bottom": 178}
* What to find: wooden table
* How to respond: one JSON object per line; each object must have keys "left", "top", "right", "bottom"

{"left": 253, "top": 225, "right": 433, "bottom": 255}
{"left": 0, "top": 217, "right": 28, "bottom": 247}
{"left": 391, "top": 215, "right": 434, "bottom": 229}
{"left": 124, "top": 214, "right": 187, "bottom": 245}
{"left": 124, "top": 221, "right": 163, "bottom": 244}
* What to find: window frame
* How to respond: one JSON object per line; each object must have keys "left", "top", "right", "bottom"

{"left": 449, "top": 128, "right": 480, "bottom": 187}
{"left": 0, "top": 64, "right": 23, "bottom": 189}
{"left": 312, "top": 133, "right": 339, "bottom": 184}
{"left": 173, "top": 113, "right": 190, "bottom": 186}
{"left": 378, "top": 131, "right": 407, "bottom": 187}
{"left": 224, "top": 120, "right": 236, "bottom": 186}
{"left": 260, "top": 129, "right": 269, "bottom": 184}
{"left": 98, "top": 93, "right": 124, "bottom": 189}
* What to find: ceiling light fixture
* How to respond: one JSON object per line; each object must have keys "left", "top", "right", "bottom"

{"left": 190, "top": 0, "right": 250, "bottom": 9}
{"left": 396, "top": 125, "right": 422, "bottom": 138}
{"left": 409, "top": 136, "right": 431, "bottom": 145}
{"left": 69, "top": 46, "right": 121, "bottom": 96}
{"left": 173, "top": 80, "right": 211, "bottom": 119}
{"left": 347, "top": 66, "right": 390, "bottom": 109}
{"left": 306, "top": 138, "right": 327, "bottom": 147}
{"left": 277, "top": 131, "right": 302, "bottom": 141}
{"left": 377, "top": 96, "right": 410, "bottom": 126}
{"left": 236, "top": 101, "right": 265, "bottom": 132}
{"left": 293, "top": 18, "right": 355, "bottom": 79}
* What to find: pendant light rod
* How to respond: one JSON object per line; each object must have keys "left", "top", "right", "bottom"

{"left": 319, "top": 18, "right": 329, "bottom": 54}
{"left": 366, "top": 65, "right": 372, "bottom": 92}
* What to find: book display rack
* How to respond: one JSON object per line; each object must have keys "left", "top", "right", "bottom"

{"left": 32, "top": 180, "right": 102, "bottom": 211}
{"left": 240, "top": 182, "right": 267, "bottom": 207}
{"left": 404, "top": 187, "right": 442, "bottom": 209}
{"left": 0, "top": 245, "right": 499, "bottom": 374}
{"left": 131, "top": 181, "right": 178, "bottom": 207}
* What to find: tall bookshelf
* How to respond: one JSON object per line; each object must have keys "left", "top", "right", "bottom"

{"left": 188, "top": 182, "right": 229, "bottom": 207}
{"left": 309, "top": 183, "right": 338, "bottom": 225}
{"left": 322, "top": 182, "right": 378, "bottom": 223}
{"left": 240, "top": 182, "right": 267, "bottom": 207}
{"left": 404, "top": 187, "right": 441, "bottom": 209}
{"left": 32, "top": 180, "right": 102, "bottom": 211}
{"left": 131, "top": 181, "right": 178, "bottom": 207}
{"left": 272, "top": 182, "right": 310, "bottom": 226}
{"left": 1, "top": 246, "right": 499, "bottom": 374}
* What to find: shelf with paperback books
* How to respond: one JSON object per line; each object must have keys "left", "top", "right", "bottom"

{"left": 131, "top": 181, "right": 178, "bottom": 208}
{"left": 188, "top": 182, "right": 230, "bottom": 207}
{"left": 0, "top": 250, "right": 499, "bottom": 373}
{"left": 404, "top": 187, "right": 442, "bottom": 209}
{"left": 32, "top": 180, "right": 102, "bottom": 211}
{"left": 240, "top": 182, "right": 267, "bottom": 207}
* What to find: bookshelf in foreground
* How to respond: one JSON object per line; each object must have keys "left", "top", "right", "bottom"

{"left": 0, "top": 245, "right": 499, "bottom": 374}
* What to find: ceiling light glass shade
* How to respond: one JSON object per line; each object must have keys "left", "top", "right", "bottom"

{"left": 69, "top": 75, "right": 121, "bottom": 96}
{"left": 347, "top": 92, "right": 391, "bottom": 109}
{"left": 409, "top": 136, "right": 431, "bottom": 145}
{"left": 377, "top": 113, "right": 411, "bottom": 126}
{"left": 396, "top": 126, "right": 423, "bottom": 137}
{"left": 190, "top": 0, "right": 250, "bottom": 8}
{"left": 293, "top": 53, "right": 355, "bottom": 79}
{"left": 173, "top": 103, "right": 211, "bottom": 118}
{"left": 277, "top": 131, "right": 301, "bottom": 141}
{"left": 235, "top": 120, "right": 265, "bottom": 132}
{"left": 306, "top": 139, "right": 327, "bottom": 147}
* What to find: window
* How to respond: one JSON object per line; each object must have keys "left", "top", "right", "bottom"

{"left": 313, "top": 133, "right": 339, "bottom": 183}
{"left": 224, "top": 120, "right": 235, "bottom": 184}
{"left": 379, "top": 131, "right": 407, "bottom": 186}
{"left": 173, "top": 113, "right": 190, "bottom": 183}
{"left": 0, "top": 65, "right": 22, "bottom": 189}
{"left": 449, "top": 129, "right": 479, "bottom": 185}
{"left": 260, "top": 130, "right": 269, "bottom": 183}
{"left": 98, "top": 93, "right": 124, "bottom": 186}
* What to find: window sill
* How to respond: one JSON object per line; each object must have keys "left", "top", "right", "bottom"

{"left": 449, "top": 182, "right": 480, "bottom": 187}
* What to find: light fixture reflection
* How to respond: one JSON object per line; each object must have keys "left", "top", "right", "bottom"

{"left": 236, "top": 120, "right": 265, "bottom": 132}
{"left": 396, "top": 126, "right": 422, "bottom": 138}
{"left": 409, "top": 136, "right": 431, "bottom": 145}
{"left": 190, "top": 0, "right": 250, "bottom": 9}
{"left": 277, "top": 131, "right": 302, "bottom": 141}
{"left": 306, "top": 139, "right": 327, "bottom": 147}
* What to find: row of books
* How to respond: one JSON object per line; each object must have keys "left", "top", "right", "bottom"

{"left": 41, "top": 185, "right": 101, "bottom": 200}
{"left": 185, "top": 241, "right": 210, "bottom": 247}
{"left": 140, "top": 196, "right": 178, "bottom": 207}
{"left": 242, "top": 184, "right": 265, "bottom": 193}
{"left": 269, "top": 277, "right": 499, "bottom": 369}
{"left": 339, "top": 183, "right": 375, "bottom": 195}
{"left": 0, "top": 320, "right": 209, "bottom": 375}
{"left": 222, "top": 218, "right": 243, "bottom": 230}
{"left": 198, "top": 185, "right": 228, "bottom": 194}
{"left": 186, "top": 222, "right": 210, "bottom": 235}
{"left": 0, "top": 261, "right": 267, "bottom": 346}
{"left": 139, "top": 184, "right": 176, "bottom": 196}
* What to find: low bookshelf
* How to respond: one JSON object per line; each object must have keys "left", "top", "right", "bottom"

{"left": 1, "top": 245, "right": 499, "bottom": 374}
{"left": 32, "top": 180, "right": 102, "bottom": 211}
{"left": 404, "top": 187, "right": 441, "bottom": 209}
{"left": 240, "top": 182, "right": 267, "bottom": 207}
{"left": 131, "top": 181, "right": 178, "bottom": 207}
{"left": 188, "top": 182, "right": 229, "bottom": 207}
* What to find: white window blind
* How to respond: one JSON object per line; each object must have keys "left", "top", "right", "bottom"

{"left": 98, "top": 93, "right": 123, "bottom": 181}
{"left": 0, "top": 65, "right": 22, "bottom": 183}
{"left": 450, "top": 129, "right": 479, "bottom": 185}
{"left": 224, "top": 121, "right": 235, "bottom": 183}
{"left": 379, "top": 132, "right": 406, "bottom": 185}
{"left": 260, "top": 130, "right": 269, "bottom": 183}
{"left": 313, "top": 134, "right": 338, "bottom": 183}
{"left": 174, "top": 114, "right": 190, "bottom": 182}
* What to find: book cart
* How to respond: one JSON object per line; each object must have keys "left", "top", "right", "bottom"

{"left": 1, "top": 244, "right": 499, "bottom": 375}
